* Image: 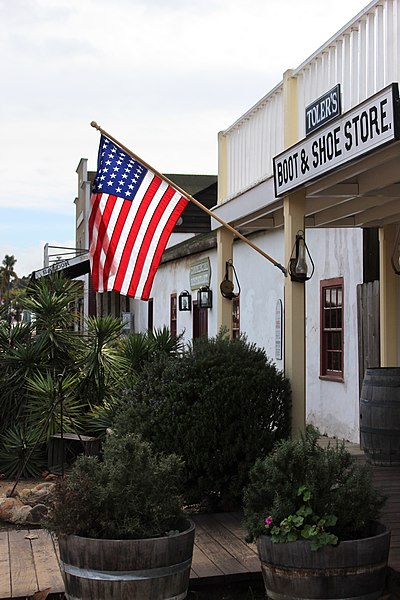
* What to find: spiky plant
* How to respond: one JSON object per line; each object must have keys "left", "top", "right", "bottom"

{"left": 0, "top": 425, "right": 46, "bottom": 478}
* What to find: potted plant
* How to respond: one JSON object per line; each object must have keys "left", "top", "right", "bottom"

{"left": 243, "top": 426, "right": 390, "bottom": 600}
{"left": 46, "top": 432, "right": 195, "bottom": 600}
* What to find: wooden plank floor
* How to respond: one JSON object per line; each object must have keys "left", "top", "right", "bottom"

{"left": 0, "top": 527, "right": 64, "bottom": 599}
{"left": 0, "top": 513, "right": 259, "bottom": 599}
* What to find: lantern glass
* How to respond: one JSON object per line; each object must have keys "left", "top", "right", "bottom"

{"left": 197, "top": 287, "right": 212, "bottom": 308}
{"left": 178, "top": 291, "right": 192, "bottom": 311}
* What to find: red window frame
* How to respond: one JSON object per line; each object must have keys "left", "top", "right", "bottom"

{"left": 320, "top": 278, "right": 344, "bottom": 381}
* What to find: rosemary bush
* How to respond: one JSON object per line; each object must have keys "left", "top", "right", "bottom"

{"left": 244, "top": 426, "right": 386, "bottom": 544}
{"left": 47, "top": 432, "right": 185, "bottom": 540}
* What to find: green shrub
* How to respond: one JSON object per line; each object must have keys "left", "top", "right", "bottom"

{"left": 114, "top": 332, "right": 291, "bottom": 509}
{"left": 243, "top": 426, "right": 386, "bottom": 543}
{"left": 47, "top": 432, "right": 185, "bottom": 540}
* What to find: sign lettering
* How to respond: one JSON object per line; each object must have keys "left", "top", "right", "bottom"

{"left": 305, "top": 85, "right": 341, "bottom": 135}
{"left": 274, "top": 84, "right": 399, "bottom": 197}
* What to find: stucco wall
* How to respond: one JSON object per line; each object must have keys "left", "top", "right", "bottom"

{"left": 134, "top": 250, "right": 218, "bottom": 348}
{"left": 305, "top": 228, "right": 364, "bottom": 443}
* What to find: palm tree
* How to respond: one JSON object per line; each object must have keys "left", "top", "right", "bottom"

{"left": 1, "top": 255, "right": 18, "bottom": 302}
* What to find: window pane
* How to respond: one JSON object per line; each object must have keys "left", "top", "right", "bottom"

{"left": 324, "top": 308, "right": 330, "bottom": 329}
{"left": 333, "top": 332, "right": 341, "bottom": 350}
{"left": 331, "top": 289, "right": 337, "bottom": 307}
{"left": 325, "top": 289, "right": 330, "bottom": 306}
{"left": 337, "top": 288, "right": 343, "bottom": 306}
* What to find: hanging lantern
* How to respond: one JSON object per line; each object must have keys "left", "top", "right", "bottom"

{"left": 288, "top": 230, "right": 315, "bottom": 282}
{"left": 178, "top": 290, "right": 192, "bottom": 311}
{"left": 197, "top": 286, "right": 212, "bottom": 308}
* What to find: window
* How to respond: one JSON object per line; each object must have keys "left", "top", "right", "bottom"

{"left": 170, "top": 294, "right": 177, "bottom": 338}
{"left": 320, "top": 278, "right": 344, "bottom": 380}
{"left": 232, "top": 297, "right": 240, "bottom": 340}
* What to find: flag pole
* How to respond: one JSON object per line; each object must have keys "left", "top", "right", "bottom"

{"left": 90, "top": 121, "right": 287, "bottom": 276}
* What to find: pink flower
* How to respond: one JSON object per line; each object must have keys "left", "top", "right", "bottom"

{"left": 265, "top": 516, "right": 273, "bottom": 526}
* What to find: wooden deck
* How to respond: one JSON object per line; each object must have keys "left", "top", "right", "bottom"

{"left": 1, "top": 440, "right": 399, "bottom": 599}
{"left": 0, "top": 528, "right": 64, "bottom": 599}
{"left": 0, "top": 512, "right": 259, "bottom": 599}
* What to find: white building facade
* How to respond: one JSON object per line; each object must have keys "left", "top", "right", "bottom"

{"left": 135, "top": 0, "right": 400, "bottom": 443}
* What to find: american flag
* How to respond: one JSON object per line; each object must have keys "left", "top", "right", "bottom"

{"left": 89, "top": 135, "right": 188, "bottom": 299}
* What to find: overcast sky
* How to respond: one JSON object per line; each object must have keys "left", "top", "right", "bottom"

{"left": 1, "top": 0, "right": 370, "bottom": 276}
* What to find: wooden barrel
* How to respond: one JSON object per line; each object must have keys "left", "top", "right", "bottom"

{"left": 59, "top": 518, "right": 195, "bottom": 600}
{"left": 360, "top": 367, "right": 400, "bottom": 465}
{"left": 257, "top": 521, "right": 390, "bottom": 600}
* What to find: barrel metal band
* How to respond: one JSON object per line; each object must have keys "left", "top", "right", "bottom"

{"left": 66, "top": 592, "right": 188, "bottom": 600}
{"left": 60, "top": 557, "right": 192, "bottom": 581}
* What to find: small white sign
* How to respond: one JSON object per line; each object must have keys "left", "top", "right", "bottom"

{"left": 275, "top": 299, "right": 283, "bottom": 361}
{"left": 35, "top": 260, "right": 70, "bottom": 279}
{"left": 274, "top": 84, "right": 399, "bottom": 197}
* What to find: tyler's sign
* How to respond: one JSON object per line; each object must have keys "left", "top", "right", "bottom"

{"left": 273, "top": 84, "right": 399, "bottom": 197}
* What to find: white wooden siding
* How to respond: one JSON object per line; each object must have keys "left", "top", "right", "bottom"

{"left": 222, "top": 0, "right": 400, "bottom": 203}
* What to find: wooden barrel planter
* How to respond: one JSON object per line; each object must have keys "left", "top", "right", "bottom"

{"left": 256, "top": 521, "right": 390, "bottom": 600}
{"left": 58, "top": 518, "right": 195, "bottom": 600}
{"left": 360, "top": 367, "right": 400, "bottom": 465}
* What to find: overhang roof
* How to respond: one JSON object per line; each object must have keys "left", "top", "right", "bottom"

{"left": 211, "top": 141, "right": 400, "bottom": 234}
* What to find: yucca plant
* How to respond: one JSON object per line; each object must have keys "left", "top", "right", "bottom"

{"left": 148, "top": 326, "right": 184, "bottom": 356}
{"left": 23, "top": 273, "right": 83, "bottom": 373}
{"left": 0, "top": 425, "right": 46, "bottom": 478}
{"left": 79, "top": 316, "right": 130, "bottom": 407}
{"left": 84, "top": 399, "right": 123, "bottom": 438}
{"left": 25, "top": 372, "right": 85, "bottom": 440}
{"left": 121, "top": 331, "right": 150, "bottom": 376}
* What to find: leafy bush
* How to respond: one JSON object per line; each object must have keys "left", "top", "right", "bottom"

{"left": 114, "top": 332, "right": 291, "bottom": 509}
{"left": 47, "top": 432, "right": 185, "bottom": 540}
{"left": 243, "top": 426, "right": 386, "bottom": 543}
